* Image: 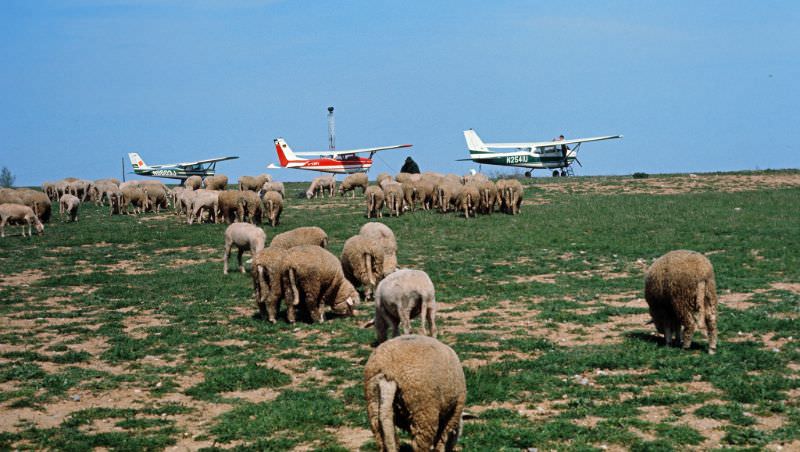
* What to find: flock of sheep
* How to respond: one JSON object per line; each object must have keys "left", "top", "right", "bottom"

{"left": 1, "top": 171, "right": 721, "bottom": 451}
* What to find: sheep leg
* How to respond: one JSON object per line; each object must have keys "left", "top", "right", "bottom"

{"left": 287, "top": 268, "right": 299, "bottom": 323}
{"left": 237, "top": 247, "right": 245, "bottom": 273}
{"left": 223, "top": 241, "right": 232, "bottom": 274}
{"left": 378, "top": 377, "right": 399, "bottom": 452}
{"left": 0, "top": 218, "right": 5, "bottom": 238}
{"left": 427, "top": 301, "right": 437, "bottom": 339}
{"left": 375, "top": 307, "right": 389, "bottom": 344}
{"left": 400, "top": 303, "right": 413, "bottom": 336}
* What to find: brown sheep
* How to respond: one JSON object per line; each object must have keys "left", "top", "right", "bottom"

{"left": 239, "top": 174, "right": 271, "bottom": 191}
{"left": 0, "top": 203, "right": 45, "bottom": 238}
{"left": 241, "top": 190, "right": 263, "bottom": 224}
{"left": 382, "top": 183, "right": 404, "bottom": 217}
{"left": 341, "top": 234, "right": 385, "bottom": 301}
{"left": 365, "top": 185, "right": 385, "bottom": 218}
{"left": 412, "top": 179, "right": 435, "bottom": 211}
{"left": 645, "top": 250, "right": 719, "bottom": 354}
{"left": 281, "top": 245, "right": 360, "bottom": 323}
{"left": 204, "top": 174, "right": 228, "bottom": 190}
{"left": 16, "top": 189, "right": 52, "bottom": 223}
{"left": 251, "top": 246, "right": 289, "bottom": 323}
{"left": 456, "top": 184, "right": 479, "bottom": 218}
{"left": 503, "top": 179, "right": 523, "bottom": 215}
{"left": 184, "top": 175, "right": 203, "bottom": 190}
{"left": 364, "top": 335, "right": 466, "bottom": 452}
{"left": 223, "top": 223, "right": 267, "bottom": 274}
{"left": 217, "top": 190, "right": 245, "bottom": 224}
{"left": 121, "top": 186, "right": 149, "bottom": 214}
{"left": 262, "top": 191, "right": 283, "bottom": 227}
{"left": 359, "top": 222, "right": 397, "bottom": 276}
{"left": 270, "top": 226, "right": 328, "bottom": 250}
{"left": 477, "top": 180, "right": 497, "bottom": 214}
{"left": 339, "top": 173, "right": 369, "bottom": 198}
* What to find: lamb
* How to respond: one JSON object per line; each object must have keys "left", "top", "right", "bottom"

{"left": 262, "top": 190, "right": 283, "bottom": 227}
{"left": 188, "top": 190, "right": 219, "bottom": 224}
{"left": 371, "top": 269, "right": 437, "bottom": 345}
{"left": 0, "top": 203, "right": 44, "bottom": 238}
{"left": 364, "top": 335, "right": 466, "bottom": 452}
{"left": 239, "top": 174, "right": 271, "bottom": 191}
{"left": 251, "top": 246, "right": 289, "bottom": 323}
{"left": 359, "top": 222, "right": 397, "bottom": 276}
{"left": 270, "top": 226, "right": 328, "bottom": 250}
{"left": 341, "top": 234, "right": 385, "bottom": 301}
{"left": 203, "top": 174, "right": 228, "bottom": 190}
{"left": 644, "top": 250, "right": 719, "bottom": 354}
{"left": 241, "top": 190, "right": 264, "bottom": 224}
{"left": 261, "top": 181, "right": 285, "bottom": 199}
{"left": 217, "top": 190, "right": 245, "bottom": 224}
{"left": 382, "top": 182, "right": 404, "bottom": 217}
{"left": 223, "top": 222, "right": 267, "bottom": 274}
{"left": 455, "top": 184, "right": 479, "bottom": 218}
{"left": 59, "top": 194, "right": 81, "bottom": 222}
{"left": 503, "top": 179, "right": 523, "bottom": 215}
{"left": 184, "top": 175, "right": 203, "bottom": 190}
{"left": 365, "top": 185, "right": 385, "bottom": 218}
{"left": 339, "top": 173, "right": 369, "bottom": 198}
{"left": 281, "top": 245, "right": 360, "bottom": 323}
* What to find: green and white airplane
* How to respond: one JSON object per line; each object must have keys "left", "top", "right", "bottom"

{"left": 462, "top": 129, "right": 622, "bottom": 177}
{"left": 127, "top": 152, "right": 239, "bottom": 183}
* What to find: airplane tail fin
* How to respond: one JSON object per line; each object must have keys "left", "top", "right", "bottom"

{"left": 274, "top": 138, "right": 301, "bottom": 167}
{"left": 464, "top": 130, "right": 491, "bottom": 157}
{"left": 128, "top": 153, "right": 147, "bottom": 169}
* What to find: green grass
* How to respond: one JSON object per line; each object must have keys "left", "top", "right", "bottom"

{"left": 0, "top": 171, "right": 798, "bottom": 450}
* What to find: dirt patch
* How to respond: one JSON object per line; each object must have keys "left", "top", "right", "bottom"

{"left": 720, "top": 292, "right": 756, "bottom": 310}
{"left": 1, "top": 269, "right": 46, "bottom": 287}
{"left": 334, "top": 426, "right": 373, "bottom": 451}
{"left": 771, "top": 282, "right": 800, "bottom": 294}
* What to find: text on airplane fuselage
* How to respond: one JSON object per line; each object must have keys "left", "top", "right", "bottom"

{"left": 506, "top": 155, "right": 529, "bottom": 164}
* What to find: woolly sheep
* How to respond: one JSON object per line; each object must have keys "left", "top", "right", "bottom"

{"left": 223, "top": 222, "right": 267, "bottom": 274}
{"left": 103, "top": 186, "right": 124, "bottom": 215}
{"left": 121, "top": 186, "right": 149, "bottom": 215}
{"left": 270, "top": 226, "right": 328, "bottom": 250}
{"left": 503, "top": 179, "right": 523, "bottom": 215}
{"left": 365, "top": 185, "right": 385, "bottom": 219}
{"left": 382, "top": 182, "right": 404, "bottom": 217}
{"left": 400, "top": 182, "right": 416, "bottom": 212}
{"left": 339, "top": 173, "right": 369, "bottom": 198}
{"left": 372, "top": 269, "right": 437, "bottom": 345}
{"left": 144, "top": 186, "right": 169, "bottom": 213}
{"left": 203, "top": 174, "right": 228, "bottom": 190}
{"left": 218, "top": 190, "right": 245, "bottom": 223}
{"left": 0, "top": 203, "right": 44, "bottom": 238}
{"left": 644, "top": 250, "right": 719, "bottom": 354}
{"left": 239, "top": 174, "right": 271, "bottom": 191}
{"left": 477, "top": 180, "right": 498, "bottom": 214}
{"left": 412, "top": 179, "right": 435, "bottom": 211}
{"left": 261, "top": 181, "right": 285, "bottom": 199}
{"left": 241, "top": 190, "right": 263, "bottom": 224}
{"left": 375, "top": 172, "right": 392, "bottom": 187}
{"left": 262, "top": 190, "right": 283, "bottom": 227}
{"left": 306, "top": 175, "right": 336, "bottom": 199}
{"left": 188, "top": 190, "right": 219, "bottom": 224}
{"left": 184, "top": 175, "right": 203, "bottom": 190}
{"left": 0, "top": 190, "right": 24, "bottom": 206}
{"left": 455, "top": 184, "right": 479, "bottom": 218}
{"left": 251, "top": 246, "right": 289, "bottom": 323}
{"left": 364, "top": 335, "right": 466, "bottom": 452}
{"left": 341, "top": 234, "right": 385, "bottom": 301}
{"left": 281, "top": 245, "right": 360, "bottom": 323}
{"left": 359, "top": 222, "right": 397, "bottom": 276}
{"left": 394, "top": 172, "right": 421, "bottom": 184}
{"left": 59, "top": 194, "right": 81, "bottom": 222}
{"left": 16, "top": 189, "right": 52, "bottom": 223}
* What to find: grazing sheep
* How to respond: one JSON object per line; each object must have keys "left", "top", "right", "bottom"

{"left": 382, "top": 183, "right": 404, "bottom": 217}
{"left": 270, "top": 226, "right": 328, "bottom": 250}
{"left": 495, "top": 179, "right": 509, "bottom": 212}
{"left": 0, "top": 189, "right": 24, "bottom": 206}
{"left": 16, "top": 189, "right": 52, "bottom": 223}
{"left": 241, "top": 190, "right": 263, "bottom": 224}
{"left": 239, "top": 174, "right": 271, "bottom": 191}
{"left": 376, "top": 172, "right": 392, "bottom": 187}
{"left": 121, "top": 186, "right": 149, "bottom": 214}
{"left": 477, "top": 180, "right": 498, "bottom": 214}
{"left": 59, "top": 194, "right": 81, "bottom": 222}
{"left": 436, "top": 182, "right": 461, "bottom": 213}
{"left": 261, "top": 181, "right": 285, "bottom": 199}
{"left": 644, "top": 250, "right": 719, "bottom": 354}
{"left": 251, "top": 246, "right": 289, "bottom": 323}
{"left": 0, "top": 203, "right": 44, "bottom": 238}
{"left": 311, "top": 175, "right": 336, "bottom": 199}
{"left": 341, "top": 234, "right": 385, "bottom": 301}
{"left": 395, "top": 172, "right": 420, "bottom": 184}
{"left": 412, "top": 179, "right": 435, "bottom": 211}
{"left": 364, "top": 335, "right": 466, "bottom": 452}
{"left": 462, "top": 172, "right": 489, "bottom": 185}
{"left": 281, "top": 245, "right": 360, "bottom": 323}
{"left": 218, "top": 190, "right": 245, "bottom": 224}
{"left": 359, "top": 222, "right": 397, "bottom": 276}
{"left": 203, "top": 174, "right": 228, "bottom": 190}
{"left": 184, "top": 175, "right": 203, "bottom": 190}
{"left": 339, "top": 173, "right": 369, "bottom": 198}
{"left": 456, "top": 184, "right": 479, "bottom": 218}
{"left": 104, "top": 186, "right": 124, "bottom": 215}
{"left": 144, "top": 186, "right": 169, "bottom": 213}
{"left": 188, "top": 190, "right": 219, "bottom": 224}
{"left": 41, "top": 182, "right": 57, "bottom": 201}
{"left": 262, "top": 191, "right": 283, "bottom": 227}
{"left": 400, "top": 182, "right": 416, "bottom": 212}
{"left": 365, "top": 185, "right": 385, "bottom": 219}
{"left": 372, "top": 269, "right": 437, "bottom": 344}
{"left": 223, "top": 223, "right": 267, "bottom": 274}
{"left": 503, "top": 179, "right": 523, "bottom": 215}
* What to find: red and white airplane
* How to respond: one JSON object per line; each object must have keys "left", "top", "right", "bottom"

{"left": 269, "top": 138, "right": 412, "bottom": 174}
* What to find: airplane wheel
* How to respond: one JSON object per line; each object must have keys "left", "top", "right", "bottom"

{"left": 552, "top": 170, "right": 560, "bottom": 177}
{"left": 560, "top": 170, "right": 567, "bottom": 177}
{"left": 524, "top": 171, "right": 532, "bottom": 178}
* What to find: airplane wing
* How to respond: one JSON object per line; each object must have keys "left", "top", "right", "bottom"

{"left": 293, "top": 144, "right": 412, "bottom": 156}
{"left": 175, "top": 156, "right": 239, "bottom": 166}
{"left": 485, "top": 135, "right": 623, "bottom": 149}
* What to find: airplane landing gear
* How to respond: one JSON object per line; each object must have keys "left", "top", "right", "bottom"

{"left": 560, "top": 170, "right": 567, "bottom": 177}
{"left": 524, "top": 171, "right": 532, "bottom": 178}
{"left": 552, "top": 170, "right": 560, "bottom": 177}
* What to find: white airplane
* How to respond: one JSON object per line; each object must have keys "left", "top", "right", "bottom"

{"left": 461, "top": 129, "right": 622, "bottom": 177}
{"left": 128, "top": 152, "right": 238, "bottom": 182}
{"left": 268, "top": 138, "right": 412, "bottom": 174}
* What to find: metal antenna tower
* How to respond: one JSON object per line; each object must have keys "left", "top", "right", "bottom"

{"left": 327, "top": 106, "right": 335, "bottom": 152}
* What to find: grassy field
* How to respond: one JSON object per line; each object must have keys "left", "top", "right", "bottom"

{"left": 1, "top": 170, "right": 799, "bottom": 451}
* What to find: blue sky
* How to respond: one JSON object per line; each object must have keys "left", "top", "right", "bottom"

{"left": 2, "top": 0, "right": 798, "bottom": 185}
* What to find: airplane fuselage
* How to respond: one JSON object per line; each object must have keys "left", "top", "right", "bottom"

{"left": 284, "top": 155, "right": 372, "bottom": 174}
{"left": 133, "top": 167, "right": 216, "bottom": 180}
{"left": 470, "top": 147, "right": 577, "bottom": 169}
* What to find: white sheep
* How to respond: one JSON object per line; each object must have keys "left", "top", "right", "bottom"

{"left": 0, "top": 203, "right": 44, "bottom": 238}
{"left": 223, "top": 223, "right": 267, "bottom": 274}
{"left": 59, "top": 194, "right": 81, "bottom": 222}
{"left": 372, "top": 269, "right": 437, "bottom": 344}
